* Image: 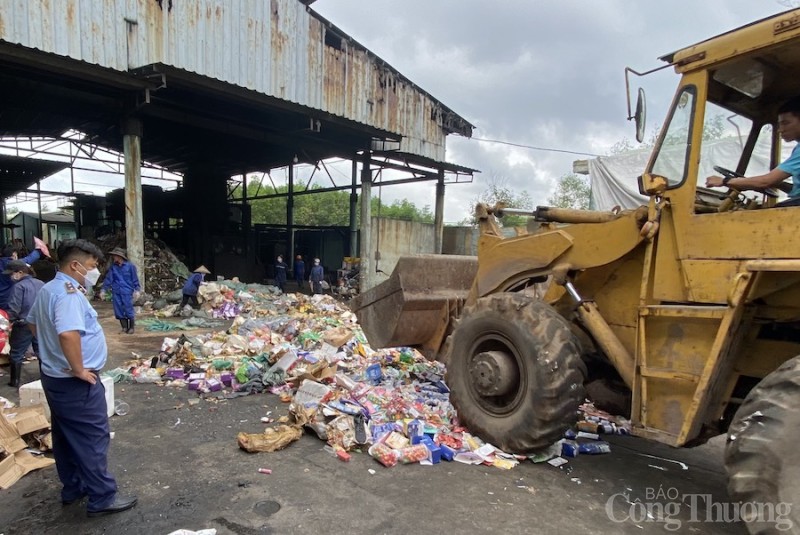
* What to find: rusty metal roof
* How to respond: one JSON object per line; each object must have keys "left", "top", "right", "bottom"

{"left": 0, "top": 0, "right": 473, "bottom": 164}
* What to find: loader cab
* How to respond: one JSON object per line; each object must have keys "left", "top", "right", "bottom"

{"left": 641, "top": 12, "right": 800, "bottom": 214}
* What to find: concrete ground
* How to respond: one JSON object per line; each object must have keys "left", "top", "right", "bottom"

{"left": 0, "top": 301, "right": 747, "bottom": 534}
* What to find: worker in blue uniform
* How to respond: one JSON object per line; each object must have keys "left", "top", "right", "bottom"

{"left": 27, "top": 239, "right": 137, "bottom": 517}
{"left": 5, "top": 260, "right": 44, "bottom": 387}
{"left": 101, "top": 248, "right": 141, "bottom": 334}
{"left": 0, "top": 240, "right": 48, "bottom": 310}
{"left": 274, "top": 255, "right": 288, "bottom": 292}
{"left": 181, "top": 265, "right": 210, "bottom": 309}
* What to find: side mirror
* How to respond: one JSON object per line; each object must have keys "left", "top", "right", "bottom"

{"left": 634, "top": 88, "right": 647, "bottom": 143}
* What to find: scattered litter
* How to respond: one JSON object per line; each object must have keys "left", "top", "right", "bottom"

{"left": 636, "top": 453, "right": 689, "bottom": 470}
{"left": 105, "top": 275, "right": 638, "bottom": 473}
{"left": 258, "top": 468, "right": 272, "bottom": 475}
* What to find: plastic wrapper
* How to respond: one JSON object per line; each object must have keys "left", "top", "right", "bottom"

{"left": 368, "top": 443, "right": 398, "bottom": 467}
{"left": 398, "top": 444, "right": 429, "bottom": 464}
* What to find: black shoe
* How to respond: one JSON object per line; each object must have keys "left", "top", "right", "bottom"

{"left": 126, "top": 319, "right": 134, "bottom": 334}
{"left": 119, "top": 319, "right": 127, "bottom": 333}
{"left": 87, "top": 495, "right": 138, "bottom": 517}
{"left": 9, "top": 363, "right": 21, "bottom": 388}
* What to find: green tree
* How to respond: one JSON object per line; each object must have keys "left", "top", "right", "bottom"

{"left": 232, "top": 180, "right": 433, "bottom": 226}
{"left": 548, "top": 173, "right": 591, "bottom": 210}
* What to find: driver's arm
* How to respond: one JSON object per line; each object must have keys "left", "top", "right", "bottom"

{"left": 706, "top": 168, "right": 790, "bottom": 190}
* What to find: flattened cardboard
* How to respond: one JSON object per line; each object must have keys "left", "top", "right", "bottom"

{"left": 8, "top": 406, "right": 50, "bottom": 436}
{"left": 0, "top": 450, "right": 54, "bottom": 489}
{"left": 0, "top": 412, "right": 26, "bottom": 455}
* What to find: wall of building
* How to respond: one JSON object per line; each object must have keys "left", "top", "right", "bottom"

{"left": 369, "top": 217, "right": 436, "bottom": 285}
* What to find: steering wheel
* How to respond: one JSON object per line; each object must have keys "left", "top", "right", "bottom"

{"left": 713, "top": 165, "right": 779, "bottom": 199}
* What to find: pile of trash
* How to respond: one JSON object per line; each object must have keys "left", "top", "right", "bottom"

{"left": 105, "top": 279, "right": 633, "bottom": 471}
{"left": 96, "top": 234, "right": 191, "bottom": 296}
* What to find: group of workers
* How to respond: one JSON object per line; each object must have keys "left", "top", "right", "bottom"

{"left": 273, "top": 254, "right": 326, "bottom": 294}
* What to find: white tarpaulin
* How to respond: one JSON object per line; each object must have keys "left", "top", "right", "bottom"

{"left": 588, "top": 136, "right": 777, "bottom": 211}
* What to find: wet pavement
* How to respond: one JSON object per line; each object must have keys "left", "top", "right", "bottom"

{"left": 0, "top": 301, "right": 747, "bottom": 534}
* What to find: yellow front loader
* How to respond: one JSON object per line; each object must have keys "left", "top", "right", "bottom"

{"left": 353, "top": 10, "right": 800, "bottom": 533}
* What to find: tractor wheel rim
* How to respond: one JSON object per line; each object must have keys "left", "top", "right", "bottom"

{"left": 467, "top": 333, "right": 524, "bottom": 415}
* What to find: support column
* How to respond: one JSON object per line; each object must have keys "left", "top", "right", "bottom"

{"left": 349, "top": 158, "right": 358, "bottom": 257}
{"left": 359, "top": 153, "right": 373, "bottom": 291}
{"left": 123, "top": 117, "right": 145, "bottom": 290}
{"left": 434, "top": 169, "right": 445, "bottom": 254}
{"left": 36, "top": 180, "right": 43, "bottom": 242}
{"left": 287, "top": 163, "right": 295, "bottom": 262}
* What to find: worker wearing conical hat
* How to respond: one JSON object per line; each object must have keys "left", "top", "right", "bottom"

{"left": 181, "top": 265, "right": 209, "bottom": 309}
{"left": 101, "top": 248, "right": 140, "bottom": 334}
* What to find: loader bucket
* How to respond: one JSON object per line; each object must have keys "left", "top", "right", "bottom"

{"left": 350, "top": 254, "right": 478, "bottom": 358}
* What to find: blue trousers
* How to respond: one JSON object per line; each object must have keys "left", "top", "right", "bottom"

{"left": 8, "top": 322, "right": 35, "bottom": 365}
{"left": 40, "top": 373, "right": 117, "bottom": 510}
{"left": 112, "top": 291, "right": 134, "bottom": 320}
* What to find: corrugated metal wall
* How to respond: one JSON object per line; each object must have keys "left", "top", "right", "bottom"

{"left": 0, "top": 0, "right": 455, "bottom": 161}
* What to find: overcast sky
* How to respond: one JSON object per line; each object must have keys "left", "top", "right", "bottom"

{"left": 314, "top": 0, "right": 791, "bottom": 222}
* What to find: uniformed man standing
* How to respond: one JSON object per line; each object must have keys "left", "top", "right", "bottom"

{"left": 27, "top": 239, "right": 137, "bottom": 517}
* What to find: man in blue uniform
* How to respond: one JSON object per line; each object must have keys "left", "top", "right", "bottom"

{"left": 0, "top": 239, "right": 48, "bottom": 310}
{"left": 310, "top": 258, "right": 325, "bottom": 295}
{"left": 181, "top": 265, "right": 209, "bottom": 309}
{"left": 5, "top": 260, "right": 44, "bottom": 387}
{"left": 101, "top": 248, "right": 141, "bottom": 334}
{"left": 27, "top": 239, "right": 137, "bottom": 517}
{"left": 294, "top": 255, "right": 305, "bottom": 291}
{"left": 274, "top": 255, "right": 287, "bottom": 292}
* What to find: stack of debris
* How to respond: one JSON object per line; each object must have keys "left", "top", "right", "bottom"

{"left": 105, "top": 279, "right": 635, "bottom": 471}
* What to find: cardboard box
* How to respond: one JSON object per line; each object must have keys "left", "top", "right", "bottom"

{"left": 19, "top": 376, "right": 115, "bottom": 420}
{"left": 0, "top": 409, "right": 54, "bottom": 489}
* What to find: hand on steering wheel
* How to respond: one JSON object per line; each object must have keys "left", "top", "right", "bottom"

{"left": 712, "top": 165, "right": 779, "bottom": 198}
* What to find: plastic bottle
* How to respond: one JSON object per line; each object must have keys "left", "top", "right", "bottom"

{"left": 577, "top": 441, "right": 611, "bottom": 455}
{"left": 114, "top": 399, "right": 130, "bottom": 416}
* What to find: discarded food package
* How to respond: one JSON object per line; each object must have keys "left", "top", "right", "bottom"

{"left": 237, "top": 425, "right": 303, "bottom": 453}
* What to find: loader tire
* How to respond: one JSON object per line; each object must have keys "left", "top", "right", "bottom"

{"left": 445, "top": 293, "right": 585, "bottom": 453}
{"left": 725, "top": 354, "right": 800, "bottom": 534}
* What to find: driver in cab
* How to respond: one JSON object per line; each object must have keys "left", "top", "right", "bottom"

{"left": 706, "top": 96, "right": 800, "bottom": 207}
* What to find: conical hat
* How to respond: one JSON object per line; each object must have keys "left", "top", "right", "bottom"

{"left": 194, "top": 265, "right": 211, "bottom": 274}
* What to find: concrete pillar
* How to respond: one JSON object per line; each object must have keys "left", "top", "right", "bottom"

{"left": 349, "top": 158, "right": 358, "bottom": 257}
{"left": 287, "top": 163, "right": 295, "bottom": 262}
{"left": 434, "top": 169, "right": 445, "bottom": 254}
{"left": 122, "top": 117, "right": 145, "bottom": 290}
{"left": 359, "top": 154, "right": 372, "bottom": 291}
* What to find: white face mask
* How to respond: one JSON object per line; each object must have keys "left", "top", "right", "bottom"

{"left": 76, "top": 262, "right": 101, "bottom": 287}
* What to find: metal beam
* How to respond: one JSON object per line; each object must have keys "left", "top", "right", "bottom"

{"left": 244, "top": 174, "right": 443, "bottom": 201}
{"left": 434, "top": 169, "right": 445, "bottom": 254}
{"left": 360, "top": 154, "right": 373, "bottom": 291}
{"left": 349, "top": 158, "right": 358, "bottom": 257}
